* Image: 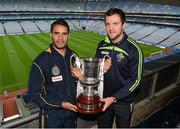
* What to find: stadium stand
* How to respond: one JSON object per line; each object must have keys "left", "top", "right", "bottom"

{"left": 86, "top": 2, "right": 99, "bottom": 10}
{"left": 58, "top": 0, "right": 85, "bottom": 11}
{"left": 0, "top": 23, "right": 5, "bottom": 36}
{"left": 35, "top": 21, "right": 50, "bottom": 32}
{"left": 125, "top": 24, "right": 144, "bottom": 35}
{"left": 20, "top": 21, "right": 40, "bottom": 34}
{"left": 128, "top": 25, "right": 159, "bottom": 40}
{"left": 3, "top": 22, "right": 23, "bottom": 35}
{"left": 0, "top": 0, "right": 179, "bottom": 49}
{"left": 176, "top": 44, "right": 180, "bottom": 49}
{"left": 159, "top": 31, "right": 180, "bottom": 48}
{"left": 96, "top": 1, "right": 112, "bottom": 11}
{"left": 141, "top": 27, "right": 178, "bottom": 45}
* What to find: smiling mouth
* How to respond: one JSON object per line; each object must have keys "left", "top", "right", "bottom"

{"left": 110, "top": 33, "right": 116, "bottom": 37}
{"left": 57, "top": 41, "right": 65, "bottom": 44}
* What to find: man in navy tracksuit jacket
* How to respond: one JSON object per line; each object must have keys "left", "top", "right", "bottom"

{"left": 28, "top": 19, "right": 81, "bottom": 128}
{"left": 95, "top": 8, "right": 144, "bottom": 128}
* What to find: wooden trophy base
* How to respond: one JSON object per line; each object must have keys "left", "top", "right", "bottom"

{"left": 76, "top": 104, "right": 103, "bottom": 114}
{"left": 76, "top": 94, "right": 104, "bottom": 114}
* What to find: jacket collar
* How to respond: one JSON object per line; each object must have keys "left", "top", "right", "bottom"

{"left": 46, "top": 44, "right": 71, "bottom": 57}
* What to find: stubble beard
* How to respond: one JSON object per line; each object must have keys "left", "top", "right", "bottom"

{"left": 109, "top": 31, "right": 124, "bottom": 43}
{"left": 53, "top": 43, "right": 66, "bottom": 52}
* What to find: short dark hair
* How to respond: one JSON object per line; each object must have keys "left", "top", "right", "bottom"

{"left": 51, "top": 19, "right": 70, "bottom": 33}
{"left": 105, "top": 8, "right": 126, "bottom": 24}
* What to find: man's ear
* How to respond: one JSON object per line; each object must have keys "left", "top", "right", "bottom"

{"left": 50, "top": 32, "right": 52, "bottom": 38}
{"left": 68, "top": 33, "right": 70, "bottom": 39}
{"left": 122, "top": 22, "right": 126, "bottom": 29}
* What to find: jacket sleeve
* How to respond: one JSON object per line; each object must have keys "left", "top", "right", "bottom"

{"left": 113, "top": 47, "right": 144, "bottom": 100}
{"left": 28, "top": 62, "right": 62, "bottom": 109}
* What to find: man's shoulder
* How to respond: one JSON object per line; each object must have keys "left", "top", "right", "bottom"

{"left": 127, "top": 37, "right": 141, "bottom": 49}
{"left": 33, "top": 50, "right": 51, "bottom": 64}
{"left": 126, "top": 37, "right": 143, "bottom": 57}
{"left": 98, "top": 39, "right": 108, "bottom": 47}
{"left": 68, "top": 47, "right": 78, "bottom": 56}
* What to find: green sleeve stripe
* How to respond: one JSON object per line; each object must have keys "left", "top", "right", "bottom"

{"left": 128, "top": 38, "right": 143, "bottom": 92}
{"left": 114, "top": 47, "right": 129, "bottom": 56}
{"left": 100, "top": 46, "right": 114, "bottom": 50}
{"left": 129, "top": 38, "right": 142, "bottom": 91}
{"left": 128, "top": 38, "right": 143, "bottom": 91}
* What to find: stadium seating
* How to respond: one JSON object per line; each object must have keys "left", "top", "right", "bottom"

{"left": 134, "top": 96, "right": 180, "bottom": 128}
{"left": 4, "top": 22, "right": 23, "bottom": 35}
{"left": 141, "top": 27, "right": 177, "bottom": 45}
{"left": 0, "top": 0, "right": 179, "bottom": 49}
{"left": 128, "top": 25, "right": 159, "bottom": 40}
{"left": 0, "top": 23, "right": 5, "bottom": 36}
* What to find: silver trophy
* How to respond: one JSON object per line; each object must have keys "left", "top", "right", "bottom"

{"left": 70, "top": 55, "right": 109, "bottom": 114}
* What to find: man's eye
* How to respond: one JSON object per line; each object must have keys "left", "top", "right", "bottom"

{"left": 114, "top": 23, "right": 119, "bottom": 25}
{"left": 53, "top": 32, "right": 58, "bottom": 35}
{"left": 63, "top": 33, "right": 68, "bottom": 35}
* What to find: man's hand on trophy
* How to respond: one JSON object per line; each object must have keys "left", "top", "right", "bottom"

{"left": 100, "top": 96, "right": 115, "bottom": 111}
{"left": 103, "top": 58, "right": 112, "bottom": 73}
{"left": 61, "top": 102, "right": 78, "bottom": 112}
{"left": 71, "top": 66, "right": 83, "bottom": 80}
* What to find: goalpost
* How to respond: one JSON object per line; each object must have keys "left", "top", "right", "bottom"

{"left": 149, "top": 51, "right": 163, "bottom": 59}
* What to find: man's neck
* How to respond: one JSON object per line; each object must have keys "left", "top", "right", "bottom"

{"left": 112, "top": 32, "right": 124, "bottom": 44}
{"left": 53, "top": 45, "right": 66, "bottom": 57}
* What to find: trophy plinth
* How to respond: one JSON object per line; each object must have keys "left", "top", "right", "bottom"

{"left": 76, "top": 93, "right": 104, "bottom": 114}
{"left": 76, "top": 102, "right": 103, "bottom": 114}
{"left": 76, "top": 82, "right": 103, "bottom": 114}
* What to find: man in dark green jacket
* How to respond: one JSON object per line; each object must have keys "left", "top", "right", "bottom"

{"left": 95, "top": 8, "right": 144, "bottom": 128}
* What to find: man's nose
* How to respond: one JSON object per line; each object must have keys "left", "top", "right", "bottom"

{"left": 58, "top": 34, "right": 63, "bottom": 39}
{"left": 109, "top": 25, "right": 113, "bottom": 30}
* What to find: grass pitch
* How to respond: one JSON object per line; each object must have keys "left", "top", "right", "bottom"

{"left": 0, "top": 31, "right": 167, "bottom": 94}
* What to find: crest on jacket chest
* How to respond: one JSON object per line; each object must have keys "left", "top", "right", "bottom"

{"left": 116, "top": 53, "right": 125, "bottom": 62}
{"left": 52, "top": 65, "right": 60, "bottom": 76}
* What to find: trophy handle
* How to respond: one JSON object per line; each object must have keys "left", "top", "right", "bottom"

{"left": 99, "top": 55, "right": 111, "bottom": 79}
{"left": 70, "top": 55, "right": 83, "bottom": 98}
{"left": 70, "top": 54, "right": 81, "bottom": 68}
{"left": 98, "top": 55, "right": 111, "bottom": 99}
{"left": 70, "top": 54, "right": 84, "bottom": 80}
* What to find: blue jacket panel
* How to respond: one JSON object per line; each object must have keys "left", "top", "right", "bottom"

{"left": 95, "top": 33, "right": 144, "bottom": 104}
{"left": 28, "top": 44, "right": 77, "bottom": 117}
